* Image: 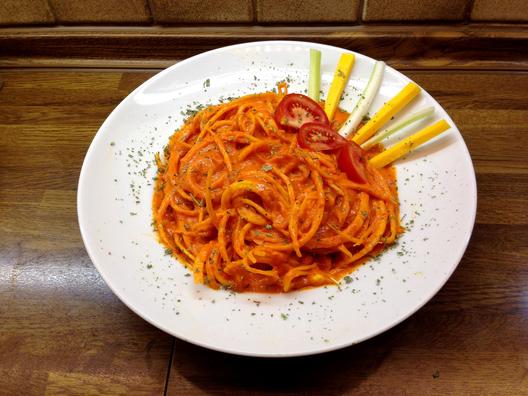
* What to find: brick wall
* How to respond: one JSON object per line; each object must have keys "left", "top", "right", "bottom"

{"left": 0, "top": 0, "right": 527, "bottom": 26}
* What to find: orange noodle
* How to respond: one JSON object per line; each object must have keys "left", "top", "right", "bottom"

{"left": 153, "top": 84, "right": 402, "bottom": 293}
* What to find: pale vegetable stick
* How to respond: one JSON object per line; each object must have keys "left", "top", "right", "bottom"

{"left": 339, "top": 61, "right": 385, "bottom": 137}
{"left": 352, "top": 82, "right": 421, "bottom": 145}
{"left": 308, "top": 49, "right": 321, "bottom": 101}
{"left": 369, "top": 119, "right": 450, "bottom": 168}
{"left": 361, "top": 106, "right": 435, "bottom": 150}
{"left": 324, "top": 53, "right": 355, "bottom": 121}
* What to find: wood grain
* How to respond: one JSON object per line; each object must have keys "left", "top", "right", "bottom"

{"left": 1, "top": 25, "right": 528, "bottom": 70}
{"left": 0, "top": 70, "right": 172, "bottom": 396}
{"left": 0, "top": 64, "right": 527, "bottom": 395}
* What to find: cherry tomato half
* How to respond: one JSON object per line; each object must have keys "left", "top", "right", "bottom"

{"left": 337, "top": 142, "right": 368, "bottom": 184}
{"left": 298, "top": 122, "right": 348, "bottom": 151}
{"left": 275, "top": 94, "right": 329, "bottom": 129}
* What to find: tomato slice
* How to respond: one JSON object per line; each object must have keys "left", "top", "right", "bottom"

{"left": 275, "top": 94, "right": 329, "bottom": 129}
{"left": 337, "top": 142, "right": 368, "bottom": 184}
{"left": 298, "top": 122, "right": 347, "bottom": 151}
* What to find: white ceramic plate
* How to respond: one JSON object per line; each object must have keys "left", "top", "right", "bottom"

{"left": 78, "top": 41, "right": 477, "bottom": 357}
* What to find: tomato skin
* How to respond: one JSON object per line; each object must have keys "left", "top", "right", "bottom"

{"left": 298, "top": 122, "right": 347, "bottom": 151}
{"left": 275, "top": 94, "right": 329, "bottom": 129}
{"left": 337, "top": 142, "right": 368, "bottom": 184}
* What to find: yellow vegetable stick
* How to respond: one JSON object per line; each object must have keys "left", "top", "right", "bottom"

{"left": 352, "top": 82, "right": 421, "bottom": 145}
{"left": 369, "top": 119, "right": 450, "bottom": 168}
{"left": 324, "top": 53, "right": 355, "bottom": 121}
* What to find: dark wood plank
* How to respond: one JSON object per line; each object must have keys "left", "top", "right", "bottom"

{"left": 0, "top": 25, "right": 527, "bottom": 70}
{"left": 407, "top": 70, "right": 528, "bottom": 176}
{"left": 0, "top": 70, "right": 171, "bottom": 395}
{"left": 424, "top": 224, "right": 528, "bottom": 314}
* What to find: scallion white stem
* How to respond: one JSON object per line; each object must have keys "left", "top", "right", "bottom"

{"left": 339, "top": 61, "right": 385, "bottom": 137}
{"left": 361, "top": 106, "right": 435, "bottom": 150}
{"left": 308, "top": 49, "right": 321, "bottom": 102}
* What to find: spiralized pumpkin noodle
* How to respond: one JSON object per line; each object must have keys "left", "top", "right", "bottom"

{"left": 152, "top": 84, "right": 402, "bottom": 293}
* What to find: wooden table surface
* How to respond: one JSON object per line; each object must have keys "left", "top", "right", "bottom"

{"left": 1, "top": 65, "right": 527, "bottom": 395}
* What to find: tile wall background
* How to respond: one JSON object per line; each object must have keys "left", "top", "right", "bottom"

{"left": 1, "top": 0, "right": 527, "bottom": 26}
